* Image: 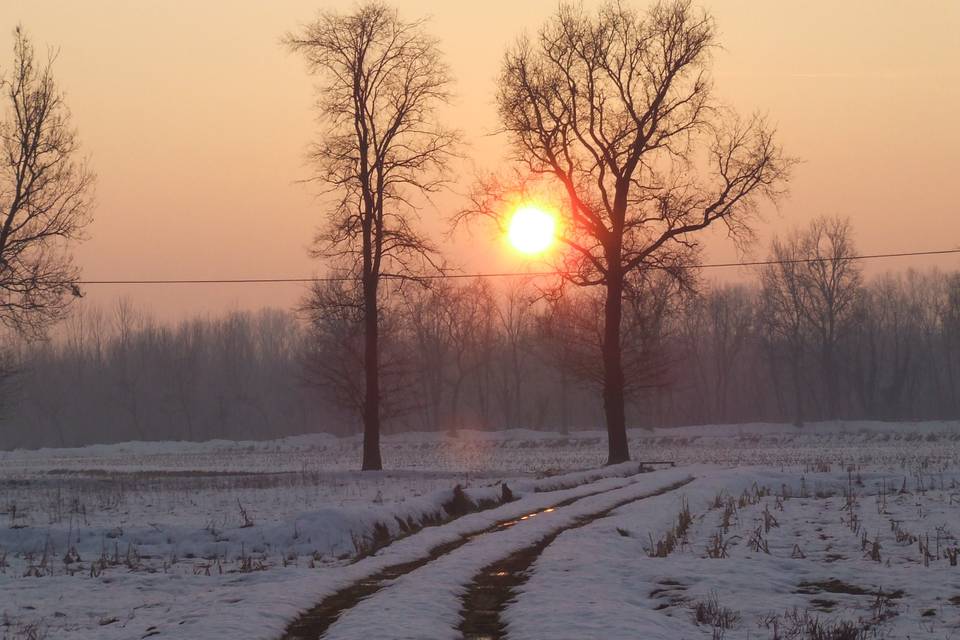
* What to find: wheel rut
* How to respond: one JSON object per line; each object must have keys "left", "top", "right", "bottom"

{"left": 457, "top": 476, "right": 695, "bottom": 640}
{"left": 281, "top": 467, "right": 660, "bottom": 640}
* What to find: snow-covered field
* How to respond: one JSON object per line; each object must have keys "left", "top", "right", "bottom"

{"left": 2, "top": 421, "right": 960, "bottom": 639}
{"left": 510, "top": 468, "right": 960, "bottom": 639}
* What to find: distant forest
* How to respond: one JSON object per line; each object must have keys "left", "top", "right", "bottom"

{"left": 4, "top": 219, "right": 959, "bottom": 449}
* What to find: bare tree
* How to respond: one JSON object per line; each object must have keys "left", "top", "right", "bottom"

{"left": 468, "top": 1, "right": 791, "bottom": 462}
{"left": 796, "top": 216, "right": 862, "bottom": 417}
{"left": 109, "top": 298, "right": 146, "bottom": 440}
{"left": 705, "top": 286, "right": 755, "bottom": 421}
{"left": 492, "top": 283, "right": 535, "bottom": 429}
{"left": 534, "top": 295, "right": 584, "bottom": 435}
{"left": 0, "top": 27, "right": 93, "bottom": 335}
{"left": 436, "top": 279, "right": 496, "bottom": 434}
{"left": 402, "top": 284, "right": 450, "bottom": 432}
{"left": 848, "top": 274, "right": 910, "bottom": 419}
{"left": 166, "top": 317, "right": 204, "bottom": 441}
{"left": 935, "top": 272, "right": 960, "bottom": 417}
{"left": 682, "top": 284, "right": 756, "bottom": 422}
{"left": 538, "top": 270, "right": 681, "bottom": 425}
{"left": 10, "top": 265, "right": 960, "bottom": 447}
{"left": 285, "top": 3, "right": 458, "bottom": 469}
{"left": 301, "top": 280, "right": 417, "bottom": 437}
{"left": 759, "top": 216, "right": 862, "bottom": 423}
{"left": 759, "top": 235, "right": 809, "bottom": 426}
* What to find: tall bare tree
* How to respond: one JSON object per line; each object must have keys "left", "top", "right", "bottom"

{"left": 796, "top": 216, "right": 862, "bottom": 417}
{"left": 0, "top": 27, "right": 93, "bottom": 335}
{"left": 760, "top": 216, "right": 862, "bottom": 423}
{"left": 286, "top": 3, "right": 458, "bottom": 470}
{"left": 759, "top": 234, "right": 809, "bottom": 426}
{"left": 470, "top": 1, "right": 791, "bottom": 462}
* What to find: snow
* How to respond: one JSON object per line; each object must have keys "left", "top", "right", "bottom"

{"left": 3, "top": 420, "right": 960, "bottom": 639}
{"left": 1, "top": 464, "right": 663, "bottom": 639}
{"left": 4, "top": 419, "right": 958, "bottom": 474}
{"left": 508, "top": 468, "right": 960, "bottom": 639}
{"left": 0, "top": 438, "right": 651, "bottom": 639}
{"left": 321, "top": 468, "right": 692, "bottom": 640}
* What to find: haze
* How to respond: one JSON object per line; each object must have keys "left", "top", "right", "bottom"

{"left": 2, "top": 0, "right": 958, "bottom": 320}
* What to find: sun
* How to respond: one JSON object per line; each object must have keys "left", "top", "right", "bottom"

{"left": 507, "top": 205, "right": 557, "bottom": 255}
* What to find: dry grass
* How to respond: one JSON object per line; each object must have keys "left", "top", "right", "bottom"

{"left": 759, "top": 608, "right": 869, "bottom": 640}
{"left": 691, "top": 591, "right": 740, "bottom": 630}
{"left": 0, "top": 619, "right": 48, "bottom": 640}
{"left": 645, "top": 497, "right": 693, "bottom": 557}
{"left": 706, "top": 531, "right": 737, "bottom": 559}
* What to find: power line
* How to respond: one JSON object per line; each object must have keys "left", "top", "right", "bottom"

{"left": 74, "top": 247, "right": 960, "bottom": 286}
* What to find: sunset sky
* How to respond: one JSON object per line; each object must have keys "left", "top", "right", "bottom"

{"left": 2, "top": 1, "right": 958, "bottom": 320}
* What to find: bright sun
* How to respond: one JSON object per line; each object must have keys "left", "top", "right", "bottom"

{"left": 507, "top": 205, "right": 557, "bottom": 255}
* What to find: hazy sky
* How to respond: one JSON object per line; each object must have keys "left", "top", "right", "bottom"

{"left": 2, "top": 1, "right": 958, "bottom": 320}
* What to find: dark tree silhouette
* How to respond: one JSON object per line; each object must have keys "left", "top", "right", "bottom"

{"left": 300, "top": 280, "right": 417, "bottom": 431}
{"left": 794, "top": 216, "right": 862, "bottom": 418}
{"left": 285, "top": 3, "right": 458, "bottom": 470}
{"left": 759, "top": 216, "right": 862, "bottom": 425}
{"left": 0, "top": 26, "right": 93, "bottom": 336}
{"left": 538, "top": 270, "right": 683, "bottom": 414}
{"left": 470, "top": 1, "right": 792, "bottom": 463}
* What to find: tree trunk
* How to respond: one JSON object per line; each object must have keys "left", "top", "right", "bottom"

{"left": 602, "top": 269, "right": 630, "bottom": 464}
{"left": 449, "top": 374, "right": 463, "bottom": 437}
{"left": 791, "top": 340, "right": 805, "bottom": 427}
{"left": 559, "top": 367, "right": 569, "bottom": 436}
{"left": 822, "top": 339, "right": 837, "bottom": 419}
{"left": 362, "top": 276, "right": 383, "bottom": 471}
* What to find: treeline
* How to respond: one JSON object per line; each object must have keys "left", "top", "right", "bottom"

{"left": 3, "top": 249, "right": 959, "bottom": 448}
{"left": 662, "top": 268, "right": 960, "bottom": 426}
{"left": 1, "top": 304, "right": 339, "bottom": 449}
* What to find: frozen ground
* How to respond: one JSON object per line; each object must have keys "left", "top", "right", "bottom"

{"left": 1, "top": 420, "right": 959, "bottom": 639}
{"left": 509, "top": 468, "right": 960, "bottom": 640}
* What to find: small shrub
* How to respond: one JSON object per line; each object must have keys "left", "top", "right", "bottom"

{"left": 720, "top": 501, "right": 737, "bottom": 534}
{"left": 747, "top": 524, "right": 769, "bottom": 554}
{"left": 442, "top": 484, "right": 475, "bottom": 518}
{"left": 237, "top": 499, "right": 254, "bottom": 528}
{"left": 691, "top": 591, "right": 740, "bottom": 630}
{"left": 946, "top": 546, "right": 958, "bottom": 566}
{"left": 759, "top": 608, "right": 868, "bottom": 640}
{"left": 646, "top": 529, "right": 677, "bottom": 558}
{"left": 706, "top": 531, "right": 738, "bottom": 559}
{"left": 866, "top": 535, "right": 881, "bottom": 563}
{"left": 762, "top": 504, "right": 780, "bottom": 533}
{"left": 646, "top": 497, "right": 693, "bottom": 557}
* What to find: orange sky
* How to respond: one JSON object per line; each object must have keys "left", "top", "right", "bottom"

{"left": 2, "top": 1, "right": 958, "bottom": 320}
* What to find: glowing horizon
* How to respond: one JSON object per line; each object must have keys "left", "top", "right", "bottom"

{"left": 3, "top": 0, "right": 957, "bottom": 320}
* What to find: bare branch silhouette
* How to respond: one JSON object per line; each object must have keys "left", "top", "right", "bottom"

{"left": 285, "top": 2, "right": 458, "bottom": 469}
{"left": 464, "top": 0, "right": 793, "bottom": 462}
{"left": 0, "top": 26, "right": 93, "bottom": 337}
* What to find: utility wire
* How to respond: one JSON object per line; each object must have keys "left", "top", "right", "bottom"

{"left": 74, "top": 247, "right": 960, "bottom": 286}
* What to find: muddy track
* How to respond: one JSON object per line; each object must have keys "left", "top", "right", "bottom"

{"left": 457, "top": 476, "right": 695, "bottom": 640}
{"left": 281, "top": 469, "right": 659, "bottom": 640}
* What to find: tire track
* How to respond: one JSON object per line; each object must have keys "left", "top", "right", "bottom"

{"left": 457, "top": 477, "right": 695, "bottom": 640}
{"left": 281, "top": 468, "right": 659, "bottom": 640}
